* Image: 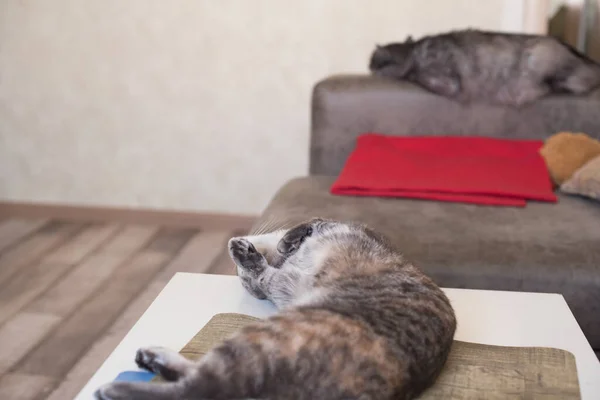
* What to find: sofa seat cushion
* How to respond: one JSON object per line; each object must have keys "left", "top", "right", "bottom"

{"left": 254, "top": 176, "right": 600, "bottom": 349}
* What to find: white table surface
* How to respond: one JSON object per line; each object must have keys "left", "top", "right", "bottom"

{"left": 75, "top": 272, "right": 600, "bottom": 400}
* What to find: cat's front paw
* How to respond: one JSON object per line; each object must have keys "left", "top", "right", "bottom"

{"left": 228, "top": 237, "right": 266, "bottom": 273}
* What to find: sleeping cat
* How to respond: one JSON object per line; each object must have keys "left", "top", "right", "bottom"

{"left": 369, "top": 29, "right": 600, "bottom": 106}
{"left": 95, "top": 218, "right": 457, "bottom": 400}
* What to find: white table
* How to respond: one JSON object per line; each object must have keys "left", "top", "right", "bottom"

{"left": 76, "top": 273, "right": 600, "bottom": 399}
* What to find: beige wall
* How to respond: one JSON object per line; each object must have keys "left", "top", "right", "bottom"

{"left": 0, "top": 0, "right": 532, "bottom": 214}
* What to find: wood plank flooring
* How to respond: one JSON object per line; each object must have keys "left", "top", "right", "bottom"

{"left": 0, "top": 216, "right": 250, "bottom": 400}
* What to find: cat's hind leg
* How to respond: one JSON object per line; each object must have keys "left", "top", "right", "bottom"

{"left": 557, "top": 63, "right": 600, "bottom": 93}
{"left": 229, "top": 236, "right": 271, "bottom": 299}
{"left": 99, "top": 332, "right": 276, "bottom": 400}
{"left": 135, "top": 346, "right": 194, "bottom": 381}
{"left": 228, "top": 237, "right": 269, "bottom": 278}
{"left": 528, "top": 39, "right": 600, "bottom": 94}
{"left": 95, "top": 347, "right": 194, "bottom": 399}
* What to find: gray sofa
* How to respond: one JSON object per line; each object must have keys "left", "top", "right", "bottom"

{"left": 252, "top": 75, "right": 600, "bottom": 354}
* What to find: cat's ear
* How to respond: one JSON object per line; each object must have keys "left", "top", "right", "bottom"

{"left": 375, "top": 43, "right": 383, "bottom": 49}
{"left": 405, "top": 35, "right": 414, "bottom": 43}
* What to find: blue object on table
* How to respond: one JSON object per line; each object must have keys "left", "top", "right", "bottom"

{"left": 114, "top": 371, "right": 156, "bottom": 382}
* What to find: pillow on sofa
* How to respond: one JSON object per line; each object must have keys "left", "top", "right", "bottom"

{"left": 560, "top": 155, "right": 600, "bottom": 201}
{"left": 540, "top": 132, "right": 600, "bottom": 185}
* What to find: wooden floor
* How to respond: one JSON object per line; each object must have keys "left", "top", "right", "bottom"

{"left": 0, "top": 217, "right": 252, "bottom": 400}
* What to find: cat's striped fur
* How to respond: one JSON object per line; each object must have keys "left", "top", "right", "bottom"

{"left": 370, "top": 29, "right": 600, "bottom": 106}
{"left": 95, "top": 218, "right": 456, "bottom": 400}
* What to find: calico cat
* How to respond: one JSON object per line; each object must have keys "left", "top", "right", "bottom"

{"left": 95, "top": 218, "right": 457, "bottom": 400}
{"left": 369, "top": 29, "right": 600, "bottom": 106}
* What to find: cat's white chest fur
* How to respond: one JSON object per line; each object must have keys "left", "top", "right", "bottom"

{"left": 276, "top": 240, "right": 332, "bottom": 309}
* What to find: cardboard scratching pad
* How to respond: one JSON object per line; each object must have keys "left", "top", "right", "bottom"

{"left": 158, "top": 313, "right": 581, "bottom": 399}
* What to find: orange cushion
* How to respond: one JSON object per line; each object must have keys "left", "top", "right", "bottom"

{"left": 540, "top": 132, "right": 600, "bottom": 185}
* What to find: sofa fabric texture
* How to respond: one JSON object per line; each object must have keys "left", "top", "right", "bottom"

{"left": 310, "top": 75, "right": 600, "bottom": 176}
{"left": 256, "top": 74, "right": 600, "bottom": 350}
{"left": 253, "top": 176, "right": 600, "bottom": 349}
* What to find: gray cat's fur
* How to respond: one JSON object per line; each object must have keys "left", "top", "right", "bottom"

{"left": 369, "top": 29, "right": 600, "bottom": 106}
{"left": 95, "top": 218, "right": 456, "bottom": 400}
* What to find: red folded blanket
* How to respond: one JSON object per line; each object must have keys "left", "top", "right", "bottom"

{"left": 330, "top": 134, "right": 557, "bottom": 207}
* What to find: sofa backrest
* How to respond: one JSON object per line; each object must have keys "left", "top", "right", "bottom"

{"left": 309, "top": 74, "right": 600, "bottom": 176}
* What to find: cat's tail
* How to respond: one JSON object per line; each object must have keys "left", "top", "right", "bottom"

{"left": 533, "top": 38, "right": 600, "bottom": 94}
{"left": 561, "top": 61, "right": 600, "bottom": 94}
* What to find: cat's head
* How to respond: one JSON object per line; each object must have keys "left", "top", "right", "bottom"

{"left": 227, "top": 218, "right": 336, "bottom": 299}
{"left": 230, "top": 218, "right": 393, "bottom": 300}
{"left": 369, "top": 37, "right": 416, "bottom": 78}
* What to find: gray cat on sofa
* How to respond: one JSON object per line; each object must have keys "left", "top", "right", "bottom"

{"left": 369, "top": 29, "right": 600, "bottom": 107}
